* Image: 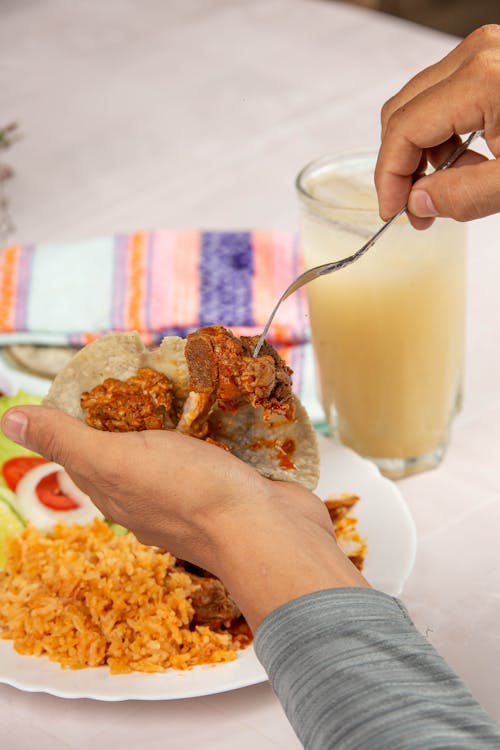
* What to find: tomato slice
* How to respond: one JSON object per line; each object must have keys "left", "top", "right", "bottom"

{"left": 3, "top": 456, "right": 79, "bottom": 511}
{"left": 36, "top": 472, "right": 79, "bottom": 510}
{"left": 2, "top": 456, "right": 48, "bottom": 491}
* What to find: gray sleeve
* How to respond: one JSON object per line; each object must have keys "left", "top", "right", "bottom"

{"left": 254, "top": 588, "right": 500, "bottom": 750}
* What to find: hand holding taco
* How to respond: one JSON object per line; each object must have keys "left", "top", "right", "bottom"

{"left": 43, "top": 327, "right": 319, "bottom": 489}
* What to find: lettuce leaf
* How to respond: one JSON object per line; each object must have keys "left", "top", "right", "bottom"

{"left": 0, "top": 495, "right": 25, "bottom": 569}
{"left": 106, "top": 520, "right": 130, "bottom": 536}
{"left": 0, "top": 486, "right": 27, "bottom": 525}
{"left": 0, "top": 391, "right": 43, "bottom": 486}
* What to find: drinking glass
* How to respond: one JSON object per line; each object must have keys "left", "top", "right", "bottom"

{"left": 296, "top": 152, "right": 466, "bottom": 478}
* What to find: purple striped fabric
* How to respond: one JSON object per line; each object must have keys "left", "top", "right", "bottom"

{"left": 200, "top": 232, "right": 254, "bottom": 327}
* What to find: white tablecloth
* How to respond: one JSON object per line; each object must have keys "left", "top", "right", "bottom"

{"left": 1, "top": 1, "right": 499, "bottom": 747}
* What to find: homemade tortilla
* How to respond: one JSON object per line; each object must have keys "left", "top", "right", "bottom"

{"left": 5, "top": 345, "right": 80, "bottom": 379}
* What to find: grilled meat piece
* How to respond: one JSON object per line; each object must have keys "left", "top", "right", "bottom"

{"left": 184, "top": 326, "right": 295, "bottom": 422}
{"left": 240, "top": 336, "right": 294, "bottom": 416}
{"left": 188, "top": 572, "right": 241, "bottom": 627}
{"left": 348, "top": 555, "right": 365, "bottom": 571}
{"left": 81, "top": 367, "right": 177, "bottom": 432}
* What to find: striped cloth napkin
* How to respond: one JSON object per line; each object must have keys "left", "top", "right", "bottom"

{"left": 0, "top": 230, "right": 323, "bottom": 413}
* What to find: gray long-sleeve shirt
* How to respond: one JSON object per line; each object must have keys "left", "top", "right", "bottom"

{"left": 254, "top": 588, "right": 500, "bottom": 749}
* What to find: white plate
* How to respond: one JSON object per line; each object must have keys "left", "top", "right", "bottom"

{"left": 315, "top": 434, "right": 417, "bottom": 597}
{"left": 0, "top": 365, "right": 416, "bottom": 701}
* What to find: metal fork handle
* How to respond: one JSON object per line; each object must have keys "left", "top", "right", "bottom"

{"left": 253, "top": 130, "right": 482, "bottom": 357}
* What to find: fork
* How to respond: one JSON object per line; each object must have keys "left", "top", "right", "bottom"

{"left": 253, "top": 130, "right": 483, "bottom": 357}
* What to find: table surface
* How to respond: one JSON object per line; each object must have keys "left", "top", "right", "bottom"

{"left": 1, "top": 1, "right": 499, "bottom": 748}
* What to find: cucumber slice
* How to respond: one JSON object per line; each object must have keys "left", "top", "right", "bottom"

{"left": 0, "top": 492, "right": 26, "bottom": 569}
{"left": 106, "top": 520, "right": 129, "bottom": 536}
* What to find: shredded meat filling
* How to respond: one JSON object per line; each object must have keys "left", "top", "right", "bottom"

{"left": 81, "top": 367, "right": 178, "bottom": 432}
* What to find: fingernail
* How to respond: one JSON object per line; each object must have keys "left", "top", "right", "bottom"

{"left": 408, "top": 190, "right": 438, "bottom": 217}
{"left": 2, "top": 410, "right": 28, "bottom": 444}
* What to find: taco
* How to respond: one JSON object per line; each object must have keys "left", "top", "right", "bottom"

{"left": 44, "top": 326, "right": 319, "bottom": 489}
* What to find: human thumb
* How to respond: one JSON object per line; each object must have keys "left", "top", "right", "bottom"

{"left": 408, "top": 158, "right": 500, "bottom": 222}
{"left": 1, "top": 405, "right": 95, "bottom": 468}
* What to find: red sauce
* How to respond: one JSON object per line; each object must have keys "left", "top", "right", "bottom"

{"left": 277, "top": 438, "right": 296, "bottom": 470}
{"left": 249, "top": 437, "right": 296, "bottom": 470}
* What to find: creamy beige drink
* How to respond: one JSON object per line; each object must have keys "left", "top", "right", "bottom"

{"left": 297, "top": 154, "right": 466, "bottom": 475}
